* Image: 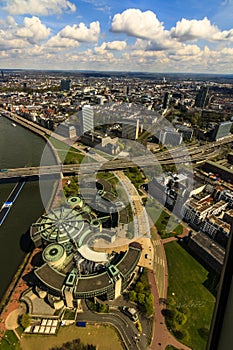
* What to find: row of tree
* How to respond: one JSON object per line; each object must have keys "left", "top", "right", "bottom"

{"left": 50, "top": 339, "right": 96, "bottom": 350}
{"left": 128, "top": 269, "right": 154, "bottom": 317}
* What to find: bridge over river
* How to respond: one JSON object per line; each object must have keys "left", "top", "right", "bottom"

{"left": 0, "top": 144, "right": 224, "bottom": 181}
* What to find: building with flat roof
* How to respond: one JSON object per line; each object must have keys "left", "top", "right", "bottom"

{"left": 60, "top": 79, "right": 71, "bottom": 91}
{"left": 158, "top": 128, "right": 183, "bottom": 146}
{"left": 195, "top": 86, "right": 209, "bottom": 108}
{"left": 211, "top": 121, "right": 232, "bottom": 141}
{"left": 187, "top": 232, "right": 225, "bottom": 274}
{"left": 81, "top": 104, "right": 94, "bottom": 134}
{"left": 122, "top": 119, "right": 140, "bottom": 140}
{"left": 29, "top": 189, "right": 142, "bottom": 308}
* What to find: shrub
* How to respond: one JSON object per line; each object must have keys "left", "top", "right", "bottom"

{"left": 198, "top": 327, "right": 209, "bottom": 340}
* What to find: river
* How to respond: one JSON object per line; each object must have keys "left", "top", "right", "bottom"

{"left": 0, "top": 116, "right": 57, "bottom": 300}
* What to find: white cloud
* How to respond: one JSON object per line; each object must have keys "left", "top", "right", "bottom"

{"left": 110, "top": 9, "right": 233, "bottom": 53}
{"left": 171, "top": 17, "right": 233, "bottom": 42}
{"left": 110, "top": 8, "right": 180, "bottom": 53}
{"left": 110, "top": 9, "right": 165, "bottom": 41}
{"left": 0, "top": 31, "right": 30, "bottom": 50}
{"left": 7, "top": 16, "right": 17, "bottom": 27}
{"left": 96, "top": 40, "right": 127, "bottom": 52}
{"left": 16, "top": 16, "right": 51, "bottom": 43}
{"left": 0, "top": 16, "right": 50, "bottom": 50}
{"left": 170, "top": 44, "right": 201, "bottom": 57}
{"left": 4, "top": 0, "right": 76, "bottom": 16}
{"left": 46, "top": 33, "right": 79, "bottom": 48}
{"left": 59, "top": 21, "right": 100, "bottom": 42}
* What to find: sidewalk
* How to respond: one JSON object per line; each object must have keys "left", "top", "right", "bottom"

{"left": 0, "top": 248, "right": 41, "bottom": 339}
{"left": 148, "top": 270, "right": 191, "bottom": 350}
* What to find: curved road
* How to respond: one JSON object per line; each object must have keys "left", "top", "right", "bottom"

{"left": 77, "top": 309, "right": 146, "bottom": 350}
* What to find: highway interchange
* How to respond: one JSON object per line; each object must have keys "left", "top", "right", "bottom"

{"left": 0, "top": 132, "right": 232, "bottom": 180}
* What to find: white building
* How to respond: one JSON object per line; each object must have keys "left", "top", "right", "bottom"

{"left": 82, "top": 105, "right": 94, "bottom": 134}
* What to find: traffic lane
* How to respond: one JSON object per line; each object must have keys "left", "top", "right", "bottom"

{"left": 111, "top": 310, "right": 150, "bottom": 350}
{"left": 77, "top": 311, "right": 146, "bottom": 350}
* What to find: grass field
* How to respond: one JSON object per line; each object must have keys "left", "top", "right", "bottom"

{"left": 48, "top": 136, "right": 84, "bottom": 164}
{"left": 0, "top": 330, "right": 21, "bottom": 350}
{"left": 164, "top": 241, "right": 216, "bottom": 350}
{"left": 20, "top": 324, "right": 124, "bottom": 350}
{"left": 146, "top": 199, "right": 183, "bottom": 238}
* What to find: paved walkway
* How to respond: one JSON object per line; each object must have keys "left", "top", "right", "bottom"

{"left": 147, "top": 218, "right": 191, "bottom": 350}
{"left": 5, "top": 305, "right": 25, "bottom": 330}
{"left": 0, "top": 248, "right": 41, "bottom": 339}
{"left": 148, "top": 270, "right": 191, "bottom": 350}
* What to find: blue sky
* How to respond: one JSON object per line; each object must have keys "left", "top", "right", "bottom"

{"left": 0, "top": 0, "right": 233, "bottom": 73}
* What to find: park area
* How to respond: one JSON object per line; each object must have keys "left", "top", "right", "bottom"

{"left": 19, "top": 324, "right": 123, "bottom": 350}
{"left": 146, "top": 198, "right": 183, "bottom": 238}
{"left": 164, "top": 241, "right": 216, "bottom": 350}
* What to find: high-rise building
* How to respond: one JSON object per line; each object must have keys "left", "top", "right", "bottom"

{"left": 122, "top": 119, "right": 140, "bottom": 140}
{"left": 195, "top": 86, "right": 209, "bottom": 108}
{"left": 60, "top": 79, "right": 71, "bottom": 91}
{"left": 162, "top": 92, "right": 171, "bottom": 109}
{"left": 211, "top": 121, "right": 232, "bottom": 141}
{"left": 82, "top": 105, "right": 94, "bottom": 134}
{"left": 159, "top": 128, "right": 183, "bottom": 146}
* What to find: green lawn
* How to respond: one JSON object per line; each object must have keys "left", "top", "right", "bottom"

{"left": 0, "top": 330, "right": 21, "bottom": 350}
{"left": 146, "top": 199, "right": 183, "bottom": 238}
{"left": 164, "top": 241, "right": 216, "bottom": 350}
{"left": 124, "top": 167, "right": 145, "bottom": 189}
{"left": 20, "top": 324, "right": 123, "bottom": 350}
{"left": 47, "top": 136, "right": 84, "bottom": 164}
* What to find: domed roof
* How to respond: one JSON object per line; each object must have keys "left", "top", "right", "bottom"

{"left": 38, "top": 207, "right": 84, "bottom": 244}
{"left": 42, "top": 243, "right": 65, "bottom": 263}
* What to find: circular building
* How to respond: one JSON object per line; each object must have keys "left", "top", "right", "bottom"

{"left": 28, "top": 181, "right": 142, "bottom": 307}
{"left": 42, "top": 243, "right": 66, "bottom": 268}
{"left": 67, "top": 196, "right": 83, "bottom": 209}
{"left": 30, "top": 207, "right": 85, "bottom": 246}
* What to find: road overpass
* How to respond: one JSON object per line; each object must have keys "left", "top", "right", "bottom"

{"left": 0, "top": 140, "right": 230, "bottom": 181}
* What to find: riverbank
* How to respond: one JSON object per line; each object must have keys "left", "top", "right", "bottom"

{"left": 1, "top": 110, "right": 60, "bottom": 166}
{"left": 0, "top": 112, "right": 63, "bottom": 339}
{"left": 0, "top": 247, "right": 42, "bottom": 339}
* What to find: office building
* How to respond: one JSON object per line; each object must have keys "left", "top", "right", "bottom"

{"left": 195, "top": 86, "right": 209, "bottom": 108}
{"left": 158, "top": 128, "right": 183, "bottom": 146}
{"left": 122, "top": 119, "right": 140, "bottom": 140}
{"left": 60, "top": 79, "right": 71, "bottom": 91}
{"left": 162, "top": 92, "right": 171, "bottom": 109}
{"left": 211, "top": 121, "right": 232, "bottom": 141}
{"left": 27, "top": 191, "right": 142, "bottom": 306}
{"left": 82, "top": 105, "right": 94, "bottom": 134}
{"left": 176, "top": 125, "right": 193, "bottom": 140}
{"left": 57, "top": 122, "right": 76, "bottom": 138}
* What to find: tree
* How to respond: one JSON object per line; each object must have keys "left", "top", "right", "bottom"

{"left": 138, "top": 293, "right": 145, "bottom": 305}
{"left": 145, "top": 293, "right": 154, "bottom": 317}
{"left": 135, "top": 281, "right": 144, "bottom": 293}
{"left": 97, "top": 303, "right": 109, "bottom": 313}
{"left": 20, "top": 313, "right": 31, "bottom": 329}
{"left": 129, "top": 290, "right": 137, "bottom": 302}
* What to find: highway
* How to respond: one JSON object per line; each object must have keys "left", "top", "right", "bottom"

{"left": 0, "top": 133, "right": 231, "bottom": 180}
{"left": 1, "top": 108, "right": 233, "bottom": 182}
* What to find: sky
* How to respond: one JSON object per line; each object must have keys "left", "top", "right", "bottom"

{"left": 0, "top": 0, "right": 233, "bottom": 73}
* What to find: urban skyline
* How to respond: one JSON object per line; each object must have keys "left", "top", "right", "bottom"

{"left": 0, "top": 0, "right": 233, "bottom": 73}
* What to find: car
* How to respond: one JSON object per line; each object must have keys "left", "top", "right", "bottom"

{"left": 122, "top": 306, "right": 139, "bottom": 322}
